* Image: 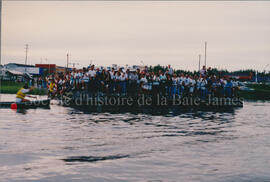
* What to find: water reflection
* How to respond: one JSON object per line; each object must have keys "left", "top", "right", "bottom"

{"left": 67, "top": 105, "right": 237, "bottom": 116}
{"left": 63, "top": 155, "right": 130, "bottom": 163}
{"left": 1, "top": 94, "right": 270, "bottom": 182}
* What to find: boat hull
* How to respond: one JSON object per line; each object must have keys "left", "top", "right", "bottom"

{"left": 0, "top": 99, "right": 51, "bottom": 109}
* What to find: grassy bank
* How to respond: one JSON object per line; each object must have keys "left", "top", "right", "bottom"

{"left": 239, "top": 84, "right": 270, "bottom": 100}
{"left": 0, "top": 81, "right": 47, "bottom": 95}
{"left": 1, "top": 80, "right": 269, "bottom": 100}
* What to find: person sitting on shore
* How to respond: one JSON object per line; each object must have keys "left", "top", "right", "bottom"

{"left": 16, "top": 84, "right": 36, "bottom": 103}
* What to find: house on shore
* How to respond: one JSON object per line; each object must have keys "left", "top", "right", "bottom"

{"left": 4, "top": 63, "right": 42, "bottom": 76}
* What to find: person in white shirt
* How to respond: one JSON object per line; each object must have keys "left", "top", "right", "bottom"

{"left": 152, "top": 73, "right": 160, "bottom": 95}
{"left": 115, "top": 72, "right": 122, "bottom": 95}
{"left": 232, "top": 78, "right": 239, "bottom": 97}
{"left": 200, "top": 66, "right": 207, "bottom": 77}
{"left": 159, "top": 71, "right": 167, "bottom": 95}
{"left": 109, "top": 68, "right": 116, "bottom": 93}
{"left": 200, "top": 77, "right": 208, "bottom": 99}
{"left": 197, "top": 76, "right": 202, "bottom": 91}
{"left": 70, "top": 70, "right": 75, "bottom": 88}
{"left": 120, "top": 73, "right": 127, "bottom": 95}
{"left": 129, "top": 72, "right": 139, "bottom": 96}
{"left": 88, "top": 69, "right": 96, "bottom": 79}
{"left": 140, "top": 74, "right": 149, "bottom": 94}
{"left": 167, "top": 64, "right": 173, "bottom": 75}
{"left": 109, "top": 68, "right": 115, "bottom": 79}
{"left": 172, "top": 74, "right": 178, "bottom": 96}
{"left": 184, "top": 75, "right": 190, "bottom": 87}
{"left": 177, "top": 74, "right": 185, "bottom": 96}
{"left": 82, "top": 71, "right": 89, "bottom": 90}
{"left": 74, "top": 70, "right": 80, "bottom": 88}
{"left": 188, "top": 76, "right": 196, "bottom": 96}
{"left": 88, "top": 65, "right": 96, "bottom": 94}
{"left": 183, "top": 75, "right": 190, "bottom": 96}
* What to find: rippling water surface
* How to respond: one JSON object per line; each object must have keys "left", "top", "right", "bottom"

{"left": 0, "top": 94, "right": 270, "bottom": 182}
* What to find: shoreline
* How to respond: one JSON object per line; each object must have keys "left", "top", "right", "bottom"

{"left": 0, "top": 81, "right": 47, "bottom": 95}
{"left": 1, "top": 81, "right": 270, "bottom": 100}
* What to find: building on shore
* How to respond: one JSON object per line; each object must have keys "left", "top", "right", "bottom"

{"left": 35, "top": 64, "right": 71, "bottom": 74}
{"left": 35, "top": 64, "right": 56, "bottom": 74}
{"left": 0, "top": 67, "right": 27, "bottom": 81}
{"left": 223, "top": 73, "right": 253, "bottom": 81}
{"left": 4, "top": 63, "right": 42, "bottom": 76}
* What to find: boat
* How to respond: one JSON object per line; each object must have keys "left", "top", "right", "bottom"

{"left": 0, "top": 99, "right": 51, "bottom": 109}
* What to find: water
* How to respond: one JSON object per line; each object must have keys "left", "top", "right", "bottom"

{"left": 0, "top": 94, "right": 270, "bottom": 182}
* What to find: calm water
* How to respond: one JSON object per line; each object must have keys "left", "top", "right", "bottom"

{"left": 0, "top": 94, "right": 270, "bottom": 182}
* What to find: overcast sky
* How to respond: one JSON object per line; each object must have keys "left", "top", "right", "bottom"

{"left": 2, "top": 1, "right": 270, "bottom": 71}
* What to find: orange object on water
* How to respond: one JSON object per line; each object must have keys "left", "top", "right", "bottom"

{"left": 10, "top": 103, "right": 17, "bottom": 109}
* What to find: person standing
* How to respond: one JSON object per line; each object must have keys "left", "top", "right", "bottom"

{"left": 200, "top": 66, "right": 207, "bottom": 77}
{"left": 152, "top": 73, "right": 160, "bottom": 96}
{"left": 200, "top": 77, "right": 208, "bottom": 99}
{"left": 88, "top": 65, "right": 96, "bottom": 95}
{"left": 167, "top": 64, "right": 173, "bottom": 75}
{"left": 140, "top": 74, "right": 148, "bottom": 95}
{"left": 159, "top": 71, "right": 167, "bottom": 96}
{"left": 188, "top": 75, "right": 196, "bottom": 96}
{"left": 172, "top": 74, "right": 178, "bottom": 96}
{"left": 225, "top": 78, "right": 233, "bottom": 98}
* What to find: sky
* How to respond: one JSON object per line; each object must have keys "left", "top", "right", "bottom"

{"left": 2, "top": 1, "right": 270, "bottom": 71}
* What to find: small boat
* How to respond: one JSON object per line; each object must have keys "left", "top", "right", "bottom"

{"left": 0, "top": 99, "right": 51, "bottom": 109}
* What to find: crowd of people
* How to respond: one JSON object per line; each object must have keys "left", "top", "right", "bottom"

{"left": 36, "top": 65, "right": 239, "bottom": 99}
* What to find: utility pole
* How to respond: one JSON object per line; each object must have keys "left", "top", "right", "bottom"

{"left": 0, "top": 0, "right": 2, "bottom": 67}
{"left": 25, "top": 44, "right": 29, "bottom": 73}
{"left": 198, "top": 54, "right": 201, "bottom": 72}
{"left": 204, "top": 41, "right": 207, "bottom": 67}
{"left": 0, "top": 0, "right": 2, "bottom": 95}
{"left": 66, "top": 53, "right": 69, "bottom": 69}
